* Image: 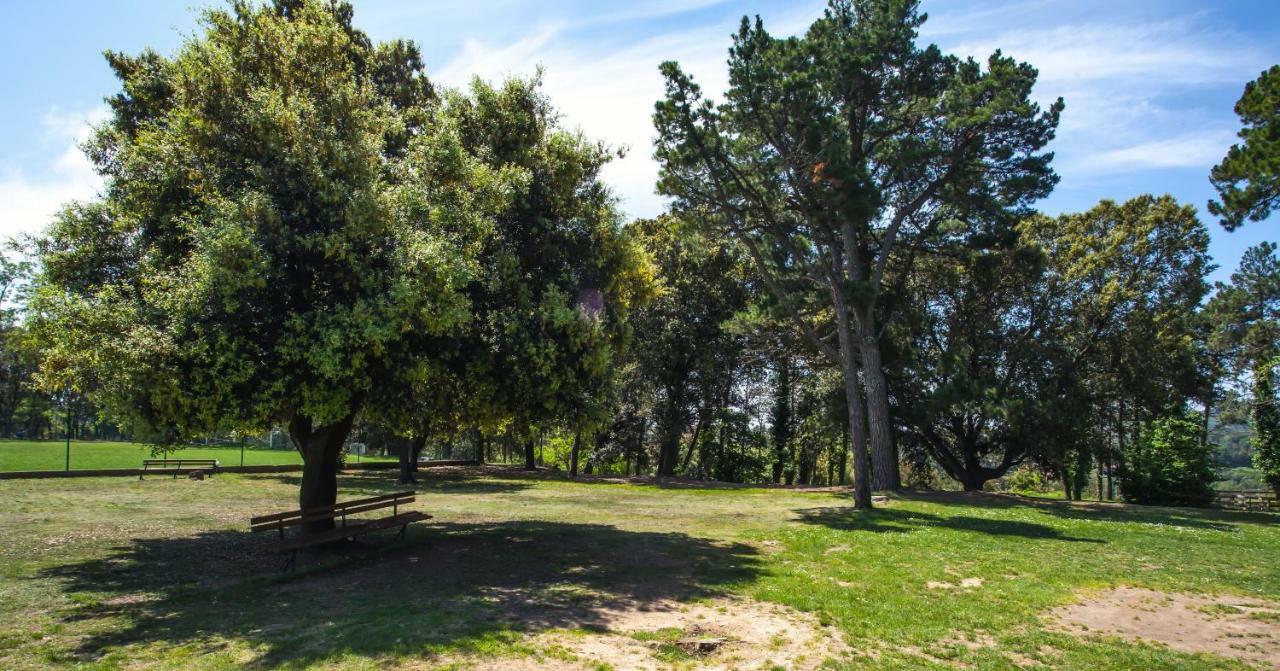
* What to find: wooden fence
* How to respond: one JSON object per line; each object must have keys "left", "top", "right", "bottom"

{"left": 1212, "top": 489, "right": 1278, "bottom": 512}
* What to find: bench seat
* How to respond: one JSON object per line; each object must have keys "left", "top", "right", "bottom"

{"left": 264, "top": 511, "right": 431, "bottom": 554}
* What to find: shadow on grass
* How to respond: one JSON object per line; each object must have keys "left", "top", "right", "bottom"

{"left": 260, "top": 468, "right": 537, "bottom": 497}
{"left": 38, "top": 519, "right": 761, "bottom": 668}
{"left": 892, "top": 490, "right": 1260, "bottom": 532}
{"left": 794, "top": 506, "right": 1104, "bottom": 543}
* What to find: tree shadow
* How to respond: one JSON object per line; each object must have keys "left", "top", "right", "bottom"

{"left": 37, "top": 520, "right": 762, "bottom": 668}
{"left": 794, "top": 506, "right": 1104, "bottom": 543}
{"left": 261, "top": 468, "right": 536, "bottom": 496}
{"left": 892, "top": 490, "right": 1256, "bottom": 533}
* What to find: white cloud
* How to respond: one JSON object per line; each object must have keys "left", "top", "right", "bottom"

{"left": 949, "top": 17, "right": 1256, "bottom": 86}
{"left": 433, "top": 2, "right": 823, "bottom": 219}
{"left": 0, "top": 107, "right": 106, "bottom": 243}
{"left": 1088, "top": 131, "right": 1237, "bottom": 172}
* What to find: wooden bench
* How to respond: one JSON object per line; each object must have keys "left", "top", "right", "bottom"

{"left": 139, "top": 458, "right": 220, "bottom": 480}
{"left": 250, "top": 491, "right": 430, "bottom": 571}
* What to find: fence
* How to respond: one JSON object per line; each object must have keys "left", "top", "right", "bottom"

{"left": 1212, "top": 489, "right": 1278, "bottom": 512}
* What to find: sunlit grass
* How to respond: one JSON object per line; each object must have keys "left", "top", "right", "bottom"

{"left": 0, "top": 467, "right": 1274, "bottom": 669}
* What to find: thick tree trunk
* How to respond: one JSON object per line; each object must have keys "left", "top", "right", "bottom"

{"left": 569, "top": 428, "right": 582, "bottom": 477}
{"left": 289, "top": 412, "right": 357, "bottom": 533}
{"left": 523, "top": 435, "right": 537, "bottom": 470}
{"left": 859, "top": 327, "right": 899, "bottom": 491}
{"left": 399, "top": 433, "right": 427, "bottom": 485}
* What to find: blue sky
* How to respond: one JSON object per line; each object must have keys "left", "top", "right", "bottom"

{"left": 1, "top": 0, "right": 1276, "bottom": 283}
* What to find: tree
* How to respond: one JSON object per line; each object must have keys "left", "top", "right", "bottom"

{"left": 630, "top": 215, "right": 745, "bottom": 477}
{"left": 896, "top": 240, "right": 1049, "bottom": 491}
{"left": 1019, "top": 196, "right": 1211, "bottom": 499}
{"left": 448, "top": 76, "right": 652, "bottom": 472}
{"left": 1206, "top": 242, "right": 1280, "bottom": 378}
{"left": 29, "top": 0, "right": 515, "bottom": 527}
{"left": 653, "top": 0, "right": 1061, "bottom": 506}
{"left": 1115, "top": 413, "right": 1217, "bottom": 507}
{"left": 1251, "top": 359, "right": 1280, "bottom": 495}
{"left": 1209, "top": 65, "right": 1280, "bottom": 231}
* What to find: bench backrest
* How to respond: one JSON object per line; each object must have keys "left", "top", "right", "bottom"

{"left": 250, "top": 491, "right": 415, "bottom": 533}
{"left": 142, "top": 459, "right": 219, "bottom": 466}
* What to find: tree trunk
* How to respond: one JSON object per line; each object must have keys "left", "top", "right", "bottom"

{"left": 680, "top": 410, "right": 707, "bottom": 473}
{"left": 399, "top": 433, "right": 426, "bottom": 485}
{"left": 523, "top": 435, "right": 537, "bottom": 470}
{"left": 859, "top": 326, "right": 899, "bottom": 491}
{"left": 289, "top": 411, "right": 357, "bottom": 533}
{"left": 569, "top": 427, "right": 582, "bottom": 477}
{"left": 836, "top": 310, "right": 873, "bottom": 509}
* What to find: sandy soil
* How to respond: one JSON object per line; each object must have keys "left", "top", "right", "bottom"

{"left": 1053, "top": 586, "right": 1280, "bottom": 669}
{"left": 427, "top": 596, "right": 847, "bottom": 670}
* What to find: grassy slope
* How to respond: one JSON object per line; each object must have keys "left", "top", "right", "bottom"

{"left": 0, "top": 468, "right": 1275, "bottom": 670}
{"left": 0, "top": 440, "right": 392, "bottom": 472}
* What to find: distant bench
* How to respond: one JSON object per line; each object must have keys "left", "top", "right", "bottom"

{"left": 139, "top": 458, "right": 220, "bottom": 480}
{"left": 250, "top": 490, "right": 430, "bottom": 571}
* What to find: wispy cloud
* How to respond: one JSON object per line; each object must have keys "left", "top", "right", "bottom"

{"left": 0, "top": 107, "right": 105, "bottom": 242}
{"left": 432, "top": 1, "right": 823, "bottom": 218}
{"left": 1088, "top": 131, "right": 1237, "bottom": 172}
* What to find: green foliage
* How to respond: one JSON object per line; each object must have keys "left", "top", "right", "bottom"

{"left": 653, "top": 0, "right": 1062, "bottom": 499}
{"left": 1209, "top": 65, "right": 1280, "bottom": 230}
{"left": 1003, "top": 465, "right": 1049, "bottom": 494}
{"left": 1213, "top": 466, "right": 1270, "bottom": 491}
{"left": 627, "top": 214, "right": 744, "bottom": 476}
{"left": 1116, "top": 413, "right": 1218, "bottom": 506}
{"left": 1209, "top": 422, "right": 1252, "bottom": 467}
{"left": 1250, "top": 359, "right": 1280, "bottom": 494}
{"left": 30, "top": 0, "right": 506, "bottom": 447}
{"left": 896, "top": 238, "right": 1049, "bottom": 491}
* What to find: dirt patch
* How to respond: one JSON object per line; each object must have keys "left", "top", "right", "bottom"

{"left": 926, "top": 578, "right": 984, "bottom": 590}
{"left": 434, "top": 596, "right": 847, "bottom": 670}
{"left": 1053, "top": 586, "right": 1280, "bottom": 669}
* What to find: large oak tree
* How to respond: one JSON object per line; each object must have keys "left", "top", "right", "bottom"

{"left": 30, "top": 0, "right": 518, "bottom": 526}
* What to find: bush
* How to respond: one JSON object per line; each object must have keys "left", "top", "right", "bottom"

{"left": 1117, "top": 413, "right": 1217, "bottom": 506}
{"left": 1003, "top": 465, "right": 1049, "bottom": 494}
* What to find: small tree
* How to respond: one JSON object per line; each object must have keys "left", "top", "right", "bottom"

{"left": 1116, "top": 413, "right": 1217, "bottom": 506}
{"left": 1251, "top": 359, "right": 1280, "bottom": 495}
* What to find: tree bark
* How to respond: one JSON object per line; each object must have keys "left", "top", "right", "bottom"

{"left": 289, "top": 411, "right": 357, "bottom": 533}
{"left": 680, "top": 410, "right": 707, "bottom": 473}
{"left": 523, "top": 435, "right": 537, "bottom": 470}
{"left": 859, "top": 324, "right": 899, "bottom": 491}
{"left": 836, "top": 308, "right": 873, "bottom": 509}
{"left": 399, "top": 433, "right": 427, "bottom": 485}
{"left": 569, "top": 427, "right": 582, "bottom": 477}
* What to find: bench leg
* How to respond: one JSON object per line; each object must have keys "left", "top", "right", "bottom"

{"left": 282, "top": 551, "right": 297, "bottom": 573}
{"left": 396, "top": 523, "right": 408, "bottom": 542}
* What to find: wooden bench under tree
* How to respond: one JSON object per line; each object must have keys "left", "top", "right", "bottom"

{"left": 249, "top": 491, "right": 430, "bottom": 571}
{"left": 139, "top": 458, "right": 220, "bottom": 480}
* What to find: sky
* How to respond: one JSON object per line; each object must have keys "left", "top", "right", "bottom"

{"left": 1, "top": 0, "right": 1276, "bottom": 283}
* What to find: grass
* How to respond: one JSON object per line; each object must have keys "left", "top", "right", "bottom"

{"left": 0, "top": 466, "right": 1276, "bottom": 669}
{"left": 0, "top": 439, "right": 392, "bottom": 472}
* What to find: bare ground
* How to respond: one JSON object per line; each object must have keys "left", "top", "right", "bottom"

{"left": 1053, "top": 586, "right": 1280, "bottom": 669}
{"left": 425, "top": 596, "right": 847, "bottom": 670}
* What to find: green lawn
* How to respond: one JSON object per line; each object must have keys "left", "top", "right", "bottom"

{"left": 0, "top": 439, "right": 392, "bottom": 472}
{"left": 0, "top": 468, "right": 1276, "bottom": 670}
